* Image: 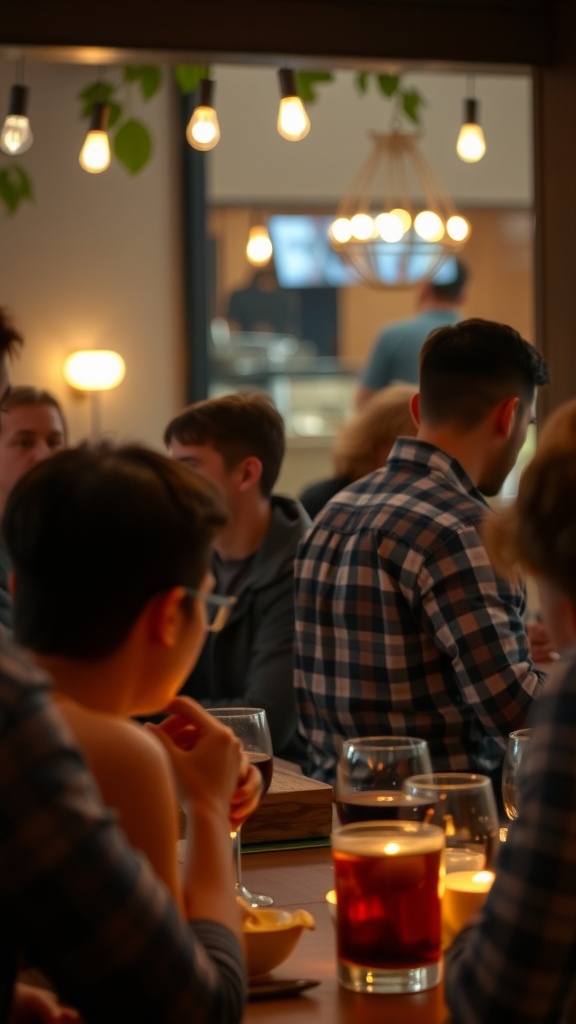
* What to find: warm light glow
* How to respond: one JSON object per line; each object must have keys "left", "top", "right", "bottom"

{"left": 186, "top": 107, "right": 220, "bottom": 151}
{"left": 383, "top": 842, "right": 401, "bottom": 855}
{"left": 472, "top": 871, "right": 495, "bottom": 886}
{"left": 246, "top": 225, "right": 273, "bottom": 266}
{"left": 414, "top": 210, "right": 445, "bottom": 242}
{"left": 325, "top": 889, "right": 337, "bottom": 906}
{"left": 446, "top": 215, "right": 471, "bottom": 241}
{"left": 277, "top": 96, "right": 310, "bottom": 142}
{"left": 64, "top": 350, "right": 126, "bottom": 391}
{"left": 79, "top": 131, "right": 111, "bottom": 173}
{"left": 390, "top": 207, "right": 412, "bottom": 233}
{"left": 457, "top": 123, "right": 486, "bottom": 163}
{"left": 350, "top": 213, "right": 374, "bottom": 241}
{"left": 0, "top": 114, "right": 33, "bottom": 155}
{"left": 329, "top": 217, "right": 352, "bottom": 243}
{"left": 375, "top": 211, "right": 405, "bottom": 243}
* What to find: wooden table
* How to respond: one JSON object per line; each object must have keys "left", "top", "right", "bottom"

{"left": 242, "top": 846, "right": 451, "bottom": 1024}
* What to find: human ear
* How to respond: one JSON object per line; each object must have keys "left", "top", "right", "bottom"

{"left": 238, "top": 455, "right": 263, "bottom": 492}
{"left": 147, "top": 587, "right": 187, "bottom": 648}
{"left": 410, "top": 393, "right": 420, "bottom": 426}
{"left": 496, "top": 397, "right": 520, "bottom": 439}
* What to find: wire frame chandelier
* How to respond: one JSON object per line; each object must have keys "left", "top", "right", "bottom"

{"left": 329, "top": 129, "right": 471, "bottom": 289}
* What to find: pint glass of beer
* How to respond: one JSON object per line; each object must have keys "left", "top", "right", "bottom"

{"left": 332, "top": 820, "right": 445, "bottom": 993}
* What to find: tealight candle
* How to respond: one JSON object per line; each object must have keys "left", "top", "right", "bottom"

{"left": 442, "top": 870, "right": 495, "bottom": 944}
{"left": 325, "top": 888, "right": 337, "bottom": 924}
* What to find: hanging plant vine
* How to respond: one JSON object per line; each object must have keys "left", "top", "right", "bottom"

{"left": 0, "top": 67, "right": 423, "bottom": 214}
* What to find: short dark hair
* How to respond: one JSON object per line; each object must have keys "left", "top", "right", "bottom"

{"left": 0, "top": 307, "right": 24, "bottom": 360}
{"left": 419, "top": 318, "right": 549, "bottom": 429}
{"left": 164, "top": 391, "right": 285, "bottom": 498}
{"left": 3, "top": 442, "right": 228, "bottom": 659}
{"left": 0, "top": 386, "right": 68, "bottom": 440}
{"left": 428, "top": 258, "right": 469, "bottom": 303}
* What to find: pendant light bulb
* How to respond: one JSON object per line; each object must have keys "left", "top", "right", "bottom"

{"left": 277, "top": 69, "right": 310, "bottom": 142}
{"left": 0, "top": 85, "right": 33, "bottom": 155}
{"left": 246, "top": 225, "right": 273, "bottom": 266}
{"left": 79, "top": 102, "right": 111, "bottom": 174}
{"left": 186, "top": 79, "right": 220, "bottom": 152}
{"left": 456, "top": 98, "right": 486, "bottom": 163}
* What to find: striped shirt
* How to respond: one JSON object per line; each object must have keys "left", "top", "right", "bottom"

{"left": 0, "top": 637, "right": 246, "bottom": 1023}
{"left": 294, "top": 438, "right": 544, "bottom": 783}
{"left": 445, "top": 651, "right": 576, "bottom": 1023}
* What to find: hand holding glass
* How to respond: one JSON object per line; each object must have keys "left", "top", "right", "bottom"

{"left": 209, "top": 707, "right": 273, "bottom": 907}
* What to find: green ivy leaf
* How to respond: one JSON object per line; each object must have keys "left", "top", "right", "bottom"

{"left": 78, "top": 82, "right": 123, "bottom": 127}
{"left": 123, "top": 66, "right": 162, "bottom": 100}
{"left": 401, "top": 89, "right": 424, "bottom": 125}
{"left": 355, "top": 72, "right": 369, "bottom": 94}
{"left": 113, "top": 119, "right": 152, "bottom": 175}
{"left": 294, "top": 71, "right": 333, "bottom": 104}
{"left": 174, "top": 64, "right": 211, "bottom": 95}
{"left": 0, "top": 166, "right": 34, "bottom": 214}
{"left": 377, "top": 74, "right": 400, "bottom": 98}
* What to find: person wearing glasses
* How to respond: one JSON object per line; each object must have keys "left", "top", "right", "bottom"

{"left": 164, "top": 391, "right": 310, "bottom": 766}
{"left": 0, "top": 439, "right": 261, "bottom": 1022}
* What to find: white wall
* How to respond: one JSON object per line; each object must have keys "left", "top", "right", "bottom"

{"left": 0, "top": 62, "right": 531, "bottom": 446}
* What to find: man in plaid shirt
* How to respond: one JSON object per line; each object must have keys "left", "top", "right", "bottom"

{"left": 295, "top": 318, "right": 549, "bottom": 785}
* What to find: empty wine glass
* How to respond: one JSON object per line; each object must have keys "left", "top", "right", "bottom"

{"left": 502, "top": 728, "right": 531, "bottom": 822}
{"left": 403, "top": 772, "right": 500, "bottom": 872}
{"left": 335, "top": 736, "right": 433, "bottom": 824}
{"left": 209, "top": 707, "right": 274, "bottom": 908}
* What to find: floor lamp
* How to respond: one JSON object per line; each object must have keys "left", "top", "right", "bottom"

{"left": 63, "top": 349, "right": 126, "bottom": 439}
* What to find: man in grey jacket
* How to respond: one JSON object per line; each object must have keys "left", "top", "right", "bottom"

{"left": 164, "top": 391, "right": 310, "bottom": 766}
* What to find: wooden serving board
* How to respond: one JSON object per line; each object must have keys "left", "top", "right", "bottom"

{"left": 241, "top": 768, "right": 334, "bottom": 844}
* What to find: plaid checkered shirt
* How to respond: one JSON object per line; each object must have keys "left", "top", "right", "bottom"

{"left": 445, "top": 651, "right": 576, "bottom": 1023}
{"left": 294, "top": 438, "right": 544, "bottom": 783}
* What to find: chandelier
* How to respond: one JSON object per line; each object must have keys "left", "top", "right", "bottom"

{"left": 329, "top": 129, "right": 470, "bottom": 289}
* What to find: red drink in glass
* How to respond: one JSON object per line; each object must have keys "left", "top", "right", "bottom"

{"left": 332, "top": 821, "right": 444, "bottom": 993}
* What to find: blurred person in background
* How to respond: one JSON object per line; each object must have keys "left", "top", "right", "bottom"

{"left": 299, "top": 383, "right": 417, "bottom": 519}
{"left": 356, "top": 257, "right": 469, "bottom": 408}
{"left": 0, "top": 386, "right": 67, "bottom": 631}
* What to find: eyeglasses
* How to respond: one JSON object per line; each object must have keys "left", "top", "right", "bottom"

{"left": 183, "top": 588, "right": 237, "bottom": 633}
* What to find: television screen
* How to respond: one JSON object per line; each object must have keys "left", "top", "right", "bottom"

{"left": 268, "top": 215, "right": 361, "bottom": 288}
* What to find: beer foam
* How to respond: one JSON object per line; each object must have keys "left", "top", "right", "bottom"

{"left": 332, "top": 823, "right": 444, "bottom": 857}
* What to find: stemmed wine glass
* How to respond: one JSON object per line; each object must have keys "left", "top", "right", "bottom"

{"left": 502, "top": 728, "right": 531, "bottom": 823}
{"left": 335, "top": 736, "right": 433, "bottom": 823}
{"left": 209, "top": 707, "right": 274, "bottom": 908}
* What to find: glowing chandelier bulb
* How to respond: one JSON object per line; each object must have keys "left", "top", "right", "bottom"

{"left": 246, "top": 225, "right": 273, "bottom": 266}
{"left": 456, "top": 99, "right": 486, "bottom": 163}
{"left": 186, "top": 79, "right": 220, "bottom": 152}
{"left": 0, "top": 85, "right": 33, "bottom": 155}
{"left": 350, "top": 213, "right": 374, "bottom": 240}
{"left": 329, "top": 217, "right": 352, "bottom": 243}
{"left": 446, "top": 215, "right": 470, "bottom": 242}
{"left": 414, "top": 211, "right": 445, "bottom": 242}
{"left": 79, "top": 103, "right": 111, "bottom": 173}
{"left": 277, "top": 69, "right": 310, "bottom": 142}
{"left": 375, "top": 211, "right": 406, "bottom": 243}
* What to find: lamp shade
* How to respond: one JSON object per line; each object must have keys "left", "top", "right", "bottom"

{"left": 64, "top": 350, "right": 126, "bottom": 391}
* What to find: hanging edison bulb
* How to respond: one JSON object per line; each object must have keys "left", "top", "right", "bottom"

{"left": 456, "top": 98, "right": 486, "bottom": 163}
{"left": 79, "top": 102, "right": 111, "bottom": 173}
{"left": 277, "top": 69, "right": 310, "bottom": 142}
{"left": 186, "top": 79, "right": 220, "bottom": 152}
{"left": 0, "top": 85, "right": 33, "bottom": 155}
